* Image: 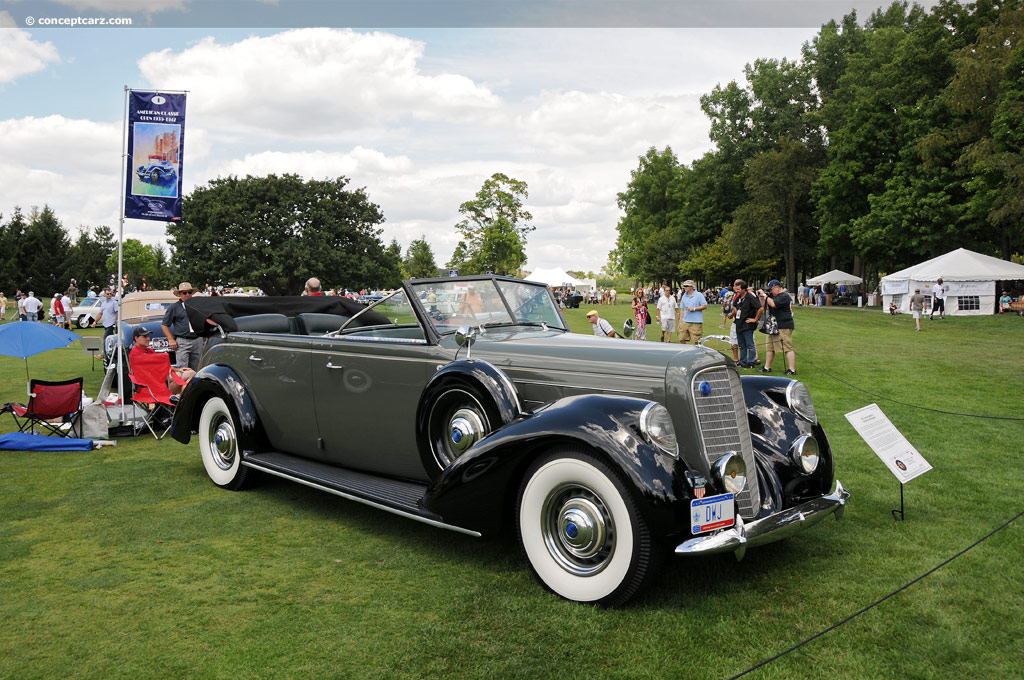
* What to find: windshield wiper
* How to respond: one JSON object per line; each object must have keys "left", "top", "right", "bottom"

{"left": 481, "top": 321, "right": 564, "bottom": 331}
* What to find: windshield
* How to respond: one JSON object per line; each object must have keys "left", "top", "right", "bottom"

{"left": 336, "top": 289, "right": 417, "bottom": 333}
{"left": 411, "top": 279, "right": 566, "bottom": 333}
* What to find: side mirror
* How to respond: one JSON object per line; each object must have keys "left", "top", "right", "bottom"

{"left": 455, "top": 325, "right": 478, "bottom": 358}
{"left": 622, "top": 318, "right": 635, "bottom": 338}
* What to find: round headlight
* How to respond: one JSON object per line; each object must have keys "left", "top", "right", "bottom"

{"left": 790, "top": 434, "right": 820, "bottom": 474}
{"left": 640, "top": 403, "right": 678, "bottom": 457}
{"left": 785, "top": 380, "right": 817, "bottom": 423}
{"left": 712, "top": 452, "right": 746, "bottom": 494}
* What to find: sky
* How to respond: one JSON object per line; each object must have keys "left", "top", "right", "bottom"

{"left": 0, "top": 0, "right": 890, "bottom": 277}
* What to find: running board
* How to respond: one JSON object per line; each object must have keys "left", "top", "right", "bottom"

{"left": 242, "top": 451, "right": 480, "bottom": 537}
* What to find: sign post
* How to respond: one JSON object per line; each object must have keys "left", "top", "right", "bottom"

{"left": 845, "top": 403, "right": 932, "bottom": 521}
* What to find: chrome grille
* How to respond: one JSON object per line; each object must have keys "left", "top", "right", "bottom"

{"left": 691, "top": 367, "right": 760, "bottom": 519}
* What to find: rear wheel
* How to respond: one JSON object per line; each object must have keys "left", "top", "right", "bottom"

{"left": 198, "top": 397, "right": 257, "bottom": 490}
{"left": 516, "top": 449, "right": 660, "bottom": 606}
{"left": 77, "top": 314, "right": 90, "bottom": 329}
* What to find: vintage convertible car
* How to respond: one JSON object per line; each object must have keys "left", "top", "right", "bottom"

{"left": 170, "top": 275, "right": 849, "bottom": 606}
{"left": 136, "top": 159, "right": 177, "bottom": 183}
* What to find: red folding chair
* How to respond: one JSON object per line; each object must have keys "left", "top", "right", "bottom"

{"left": 2, "top": 377, "right": 84, "bottom": 437}
{"left": 128, "top": 350, "right": 185, "bottom": 440}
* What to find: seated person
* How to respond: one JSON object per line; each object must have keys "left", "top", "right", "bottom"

{"left": 130, "top": 327, "right": 195, "bottom": 395}
{"left": 888, "top": 302, "right": 900, "bottom": 315}
{"left": 999, "top": 291, "right": 1012, "bottom": 314}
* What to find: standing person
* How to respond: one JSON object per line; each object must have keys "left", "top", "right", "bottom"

{"left": 22, "top": 292, "right": 43, "bottom": 322}
{"left": 52, "top": 293, "right": 64, "bottom": 326}
{"left": 304, "top": 277, "right": 323, "bottom": 296}
{"left": 586, "top": 309, "right": 615, "bottom": 337}
{"left": 720, "top": 288, "right": 734, "bottom": 329}
{"left": 0, "top": 291, "right": 6, "bottom": 320}
{"left": 760, "top": 280, "right": 797, "bottom": 375}
{"left": 655, "top": 285, "right": 677, "bottom": 342}
{"left": 67, "top": 279, "right": 78, "bottom": 304}
{"left": 632, "top": 290, "right": 649, "bottom": 341}
{"left": 95, "top": 288, "right": 119, "bottom": 342}
{"left": 909, "top": 288, "right": 926, "bottom": 331}
{"left": 60, "top": 291, "right": 73, "bottom": 329}
{"left": 678, "top": 280, "right": 708, "bottom": 345}
{"left": 610, "top": 288, "right": 617, "bottom": 305}
{"left": 161, "top": 282, "right": 202, "bottom": 372}
{"left": 16, "top": 291, "right": 26, "bottom": 321}
{"left": 732, "top": 280, "right": 761, "bottom": 368}
{"left": 930, "top": 277, "right": 946, "bottom": 320}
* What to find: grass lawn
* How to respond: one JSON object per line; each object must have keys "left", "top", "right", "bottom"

{"left": 1, "top": 304, "right": 1021, "bottom": 679}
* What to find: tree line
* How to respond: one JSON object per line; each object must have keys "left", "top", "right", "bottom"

{"left": 0, "top": 171, "right": 538, "bottom": 297}
{"left": 613, "top": 0, "right": 1024, "bottom": 292}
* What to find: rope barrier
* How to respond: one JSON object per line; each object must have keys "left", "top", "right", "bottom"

{"left": 726, "top": 509, "right": 1024, "bottom": 679}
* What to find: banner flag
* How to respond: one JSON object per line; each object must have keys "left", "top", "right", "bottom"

{"left": 124, "top": 91, "right": 186, "bottom": 222}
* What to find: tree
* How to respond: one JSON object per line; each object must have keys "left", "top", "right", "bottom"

{"left": 107, "top": 238, "right": 159, "bottom": 290}
{"left": 66, "top": 225, "right": 116, "bottom": 292}
{"left": 448, "top": 173, "right": 534, "bottom": 275}
{"left": 168, "top": 174, "right": 391, "bottom": 295}
{"left": 727, "top": 138, "right": 819, "bottom": 290}
{"left": 0, "top": 208, "right": 28, "bottom": 294}
{"left": 21, "top": 206, "right": 71, "bottom": 295}
{"left": 404, "top": 236, "right": 439, "bottom": 279}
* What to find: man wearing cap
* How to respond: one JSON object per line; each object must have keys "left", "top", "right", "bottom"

{"left": 161, "top": 282, "right": 202, "bottom": 372}
{"left": 130, "top": 326, "right": 195, "bottom": 396}
{"left": 761, "top": 279, "right": 797, "bottom": 375}
{"left": 678, "top": 280, "right": 707, "bottom": 344}
{"left": 586, "top": 309, "right": 614, "bottom": 338}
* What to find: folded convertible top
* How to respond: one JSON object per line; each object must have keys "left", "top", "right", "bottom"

{"left": 182, "top": 295, "right": 391, "bottom": 337}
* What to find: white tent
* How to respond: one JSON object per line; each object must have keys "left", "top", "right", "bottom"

{"left": 525, "top": 267, "right": 584, "bottom": 289}
{"left": 879, "top": 248, "right": 1024, "bottom": 316}
{"left": 807, "top": 269, "right": 862, "bottom": 286}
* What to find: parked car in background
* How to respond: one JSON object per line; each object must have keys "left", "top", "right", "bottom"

{"left": 169, "top": 276, "right": 849, "bottom": 606}
{"left": 136, "top": 159, "right": 177, "bottom": 183}
{"left": 71, "top": 297, "right": 103, "bottom": 328}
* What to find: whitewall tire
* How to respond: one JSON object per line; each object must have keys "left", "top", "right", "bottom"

{"left": 517, "top": 450, "right": 659, "bottom": 606}
{"left": 198, "top": 396, "right": 256, "bottom": 490}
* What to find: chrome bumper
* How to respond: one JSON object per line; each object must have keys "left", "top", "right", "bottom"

{"left": 675, "top": 480, "right": 849, "bottom": 560}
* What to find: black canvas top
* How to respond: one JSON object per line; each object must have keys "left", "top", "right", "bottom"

{"left": 181, "top": 295, "right": 391, "bottom": 337}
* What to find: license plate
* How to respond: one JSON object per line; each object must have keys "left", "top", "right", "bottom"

{"left": 691, "top": 493, "right": 735, "bottom": 535}
{"left": 150, "top": 337, "right": 170, "bottom": 351}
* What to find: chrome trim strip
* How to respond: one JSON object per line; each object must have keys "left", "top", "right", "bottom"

{"left": 675, "top": 480, "right": 849, "bottom": 558}
{"left": 242, "top": 461, "right": 482, "bottom": 537}
{"left": 510, "top": 378, "right": 652, "bottom": 396}
{"left": 503, "top": 366, "right": 661, "bottom": 385}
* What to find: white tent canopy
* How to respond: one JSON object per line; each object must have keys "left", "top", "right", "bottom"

{"left": 807, "top": 269, "right": 863, "bottom": 286}
{"left": 879, "top": 247, "right": 1024, "bottom": 316}
{"left": 525, "top": 267, "right": 584, "bottom": 288}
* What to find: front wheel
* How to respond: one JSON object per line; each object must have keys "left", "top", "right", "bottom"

{"left": 198, "top": 396, "right": 258, "bottom": 490}
{"left": 516, "top": 449, "right": 660, "bottom": 606}
{"left": 77, "top": 314, "right": 90, "bottom": 329}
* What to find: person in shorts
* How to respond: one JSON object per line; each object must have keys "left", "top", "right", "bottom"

{"left": 655, "top": 285, "right": 677, "bottom": 342}
{"left": 930, "top": 277, "right": 946, "bottom": 320}
{"left": 760, "top": 279, "right": 796, "bottom": 375}
{"left": 678, "top": 280, "right": 707, "bottom": 344}
{"left": 909, "top": 288, "right": 926, "bottom": 331}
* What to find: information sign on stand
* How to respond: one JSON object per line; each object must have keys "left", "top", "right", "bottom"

{"left": 845, "top": 403, "right": 932, "bottom": 520}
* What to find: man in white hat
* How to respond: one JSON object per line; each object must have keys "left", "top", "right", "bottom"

{"left": 161, "top": 282, "right": 202, "bottom": 371}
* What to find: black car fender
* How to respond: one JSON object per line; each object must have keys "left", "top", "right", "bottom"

{"left": 741, "top": 375, "right": 834, "bottom": 506}
{"left": 421, "top": 394, "right": 687, "bottom": 537}
{"left": 423, "top": 359, "right": 521, "bottom": 423}
{"left": 169, "top": 364, "right": 266, "bottom": 453}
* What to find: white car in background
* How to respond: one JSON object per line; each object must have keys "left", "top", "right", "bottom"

{"left": 71, "top": 297, "right": 103, "bottom": 328}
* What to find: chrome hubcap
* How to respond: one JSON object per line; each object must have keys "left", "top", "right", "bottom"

{"left": 208, "top": 415, "right": 236, "bottom": 470}
{"left": 542, "top": 484, "right": 614, "bottom": 576}
{"left": 449, "top": 408, "right": 485, "bottom": 455}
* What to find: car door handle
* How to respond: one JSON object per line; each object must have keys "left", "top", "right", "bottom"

{"left": 326, "top": 361, "right": 344, "bottom": 370}
{"left": 248, "top": 354, "right": 263, "bottom": 362}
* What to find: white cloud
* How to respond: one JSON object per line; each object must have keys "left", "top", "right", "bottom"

{"left": 200, "top": 147, "right": 412, "bottom": 183}
{"left": 49, "top": 0, "right": 189, "bottom": 12}
{"left": 136, "top": 28, "right": 500, "bottom": 138}
{"left": 0, "top": 115, "right": 121, "bottom": 173}
{"left": 0, "top": 15, "right": 60, "bottom": 85}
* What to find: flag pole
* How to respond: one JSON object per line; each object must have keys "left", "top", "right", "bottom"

{"left": 116, "top": 85, "right": 129, "bottom": 424}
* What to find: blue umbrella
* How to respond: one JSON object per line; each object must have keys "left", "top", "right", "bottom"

{"left": 0, "top": 321, "right": 82, "bottom": 394}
